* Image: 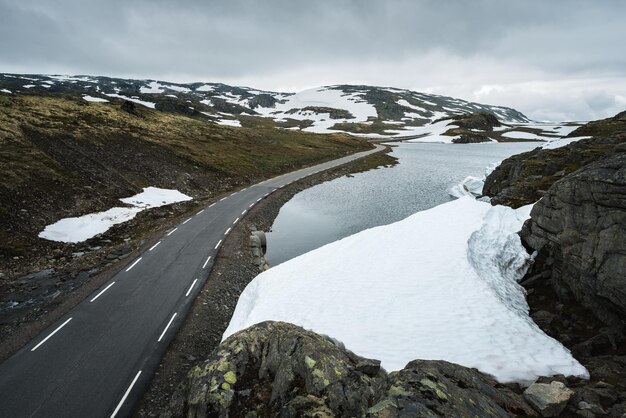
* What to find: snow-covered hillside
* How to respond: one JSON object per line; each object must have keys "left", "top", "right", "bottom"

{"left": 0, "top": 73, "right": 587, "bottom": 140}
{"left": 223, "top": 196, "right": 588, "bottom": 383}
{"left": 0, "top": 73, "right": 537, "bottom": 137}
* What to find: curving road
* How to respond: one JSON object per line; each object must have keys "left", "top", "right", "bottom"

{"left": 0, "top": 144, "right": 384, "bottom": 418}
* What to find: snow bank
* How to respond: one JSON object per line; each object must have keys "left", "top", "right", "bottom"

{"left": 39, "top": 187, "right": 192, "bottom": 243}
{"left": 0, "top": 89, "right": 11, "bottom": 94}
{"left": 448, "top": 161, "right": 501, "bottom": 198}
{"left": 223, "top": 197, "right": 588, "bottom": 383}
{"left": 405, "top": 120, "right": 460, "bottom": 143}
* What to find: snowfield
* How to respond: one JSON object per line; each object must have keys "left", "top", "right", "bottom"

{"left": 224, "top": 196, "right": 588, "bottom": 383}
{"left": 39, "top": 187, "right": 192, "bottom": 243}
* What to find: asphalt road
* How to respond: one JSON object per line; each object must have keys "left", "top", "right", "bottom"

{"left": 0, "top": 144, "right": 384, "bottom": 418}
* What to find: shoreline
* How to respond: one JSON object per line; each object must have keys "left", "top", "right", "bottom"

{"left": 134, "top": 146, "right": 397, "bottom": 416}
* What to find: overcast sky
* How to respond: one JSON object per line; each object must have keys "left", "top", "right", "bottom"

{"left": 1, "top": 0, "right": 625, "bottom": 121}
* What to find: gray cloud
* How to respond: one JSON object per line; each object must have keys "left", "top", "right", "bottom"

{"left": 1, "top": 0, "right": 625, "bottom": 120}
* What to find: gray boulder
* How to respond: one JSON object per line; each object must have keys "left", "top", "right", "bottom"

{"left": 168, "top": 321, "right": 535, "bottom": 417}
{"left": 521, "top": 152, "right": 626, "bottom": 327}
{"left": 523, "top": 381, "right": 574, "bottom": 417}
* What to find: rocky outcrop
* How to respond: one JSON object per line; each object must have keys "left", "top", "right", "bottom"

{"left": 520, "top": 151, "right": 626, "bottom": 328}
{"left": 167, "top": 321, "right": 535, "bottom": 417}
{"left": 449, "top": 111, "right": 501, "bottom": 131}
{"left": 483, "top": 134, "right": 625, "bottom": 208}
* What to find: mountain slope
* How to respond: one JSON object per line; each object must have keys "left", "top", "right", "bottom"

{"left": 0, "top": 74, "right": 529, "bottom": 136}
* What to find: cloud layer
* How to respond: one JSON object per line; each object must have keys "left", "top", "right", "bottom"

{"left": 1, "top": 0, "right": 625, "bottom": 120}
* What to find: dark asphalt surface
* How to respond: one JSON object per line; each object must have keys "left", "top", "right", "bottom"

{"left": 0, "top": 144, "right": 384, "bottom": 418}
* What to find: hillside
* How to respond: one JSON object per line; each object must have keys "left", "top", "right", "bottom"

{"left": 0, "top": 73, "right": 529, "bottom": 137}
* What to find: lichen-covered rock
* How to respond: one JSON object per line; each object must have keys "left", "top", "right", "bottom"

{"left": 168, "top": 321, "right": 535, "bottom": 417}
{"left": 523, "top": 381, "right": 574, "bottom": 417}
{"left": 367, "top": 360, "right": 536, "bottom": 418}
{"left": 521, "top": 152, "right": 626, "bottom": 327}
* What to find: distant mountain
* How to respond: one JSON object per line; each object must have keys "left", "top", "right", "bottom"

{"left": 0, "top": 73, "right": 529, "bottom": 137}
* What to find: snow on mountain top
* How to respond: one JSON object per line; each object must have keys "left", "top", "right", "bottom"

{"left": 223, "top": 196, "right": 588, "bottom": 383}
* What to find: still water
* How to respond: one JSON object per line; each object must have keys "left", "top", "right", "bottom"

{"left": 266, "top": 141, "right": 538, "bottom": 266}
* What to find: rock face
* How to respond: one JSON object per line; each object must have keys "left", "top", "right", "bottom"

{"left": 168, "top": 321, "right": 535, "bottom": 417}
{"left": 521, "top": 151, "right": 626, "bottom": 328}
{"left": 484, "top": 134, "right": 625, "bottom": 208}
{"left": 523, "top": 381, "right": 574, "bottom": 417}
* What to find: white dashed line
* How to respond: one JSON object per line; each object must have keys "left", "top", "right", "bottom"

{"left": 241, "top": 187, "right": 248, "bottom": 191}
{"left": 167, "top": 228, "right": 178, "bottom": 236}
{"left": 256, "top": 198, "right": 262, "bottom": 202}
{"left": 110, "top": 370, "right": 142, "bottom": 418}
{"left": 197, "top": 209, "right": 204, "bottom": 215}
{"left": 220, "top": 197, "right": 227, "bottom": 202}
{"left": 157, "top": 313, "right": 178, "bottom": 342}
{"left": 241, "top": 210, "right": 246, "bottom": 215}
{"left": 233, "top": 217, "right": 239, "bottom": 224}
{"left": 31, "top": 317, "right": 72, "bottom": 352}
{"left": 224, "top": 228, "right": 231, "bottom": 235}
{"left": 125, "top": 257, "right": 143, "bottom": 272}
{"left": 149, "top": 241, "right": 161, "bottom": 251}
{"left": 186, "top": 279, "right": 198, "bottom": 297}
{"left": 202, "top": 255, "right": 211, "bottom": 269}
{"left": 90, "top": 282, "right": 115, "bottom": 303}
{"left": 209, "top": 203, "right": 216, "bottom": 207}
{"left": 182, "top": 217, "right": 192, "bottom": 225}
{"left": 214, "top": 240, "right": 222, "bottom": 249}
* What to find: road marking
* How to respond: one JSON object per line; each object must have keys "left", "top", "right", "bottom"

{"left": 186, "top": 279, "right": 198, "bottom": 297}
{"left": 209, "top": 203, "right": 216, "bottom": 207}
{"left": 264, "top": 193, "right": 269, "bottom": 197}
{"left": 182, "top": 217, "right": 192, "bottom": 225}
{"left": 220, "top": 197, "right": 227, "bottom": 201}
{"left": 224, "top": 228, "right": 231, "bottom": 235}
{"left": 197, "top": 209, "right": 204, "bottom": 215}
{"left": 167, "top": 228, "right": 178, "bottom": 236}
{"left": 215, "top": 240, "right": 222, "bottom": 249}
{"left": 249, "top": 203, "right": 254, "bottom": 208}
{"left": 149, "top": 241, "right": 161, "bottom": 251}
{"left": 90, "top": 282, "right": 115, "bottom": 303}
{"left": 241, "top": 187, "right": 248, "bottom": 191}
{"left": 241, "top": 210, "right": 246, "bottom": 215}
{"left": 111, "top": 370, "right": 142, "bottom": 418}
{"left": 31, "top": 317, "right": 72, "bottom": 352}
{"left": 202, "top": 255, "right": 211, "bottom": 269}
{"left": 256, "top": 198, "right": 262, "bottom": 202}
{"left": 125, "top": 257, "right": 142, "bottom": 272}
{"left": 158, "top": 313, "right": 178, "bottom": 342}
{"left": 233, "top": 217, "right": 239, "bottom": 224}
{"left": 273, "top": 188, "right": 277, "bottom": 191}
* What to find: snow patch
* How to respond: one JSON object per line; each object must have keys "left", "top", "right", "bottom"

{"left": 82, "top": 95, "right": 109, "bottom": 103}
{"left": 541, "top": 136, "right": 591, "bottom": 150}
{"left": 104, "top": 93, "right": 156, "bottom": 109}
{"left": 39, "top": 187, "right": 192, "bottom": 243}
{"left": 223, "top": 197, "right": 587, "bottom": 383}
{"left": 215, "top": 119, "right": 242, "bottom": 127}
{"left": 0, "top": 89, "right": 11, "bottom": 94}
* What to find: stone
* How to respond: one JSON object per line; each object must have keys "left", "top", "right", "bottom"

{"left": 168, "top": 321, "right": 535, "bottom": 418}
{"left": 521, "top": 152, "right": 626, "bottom": 327}
{"left": 524, "top": 381, "right": 574, "bottom": 417}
